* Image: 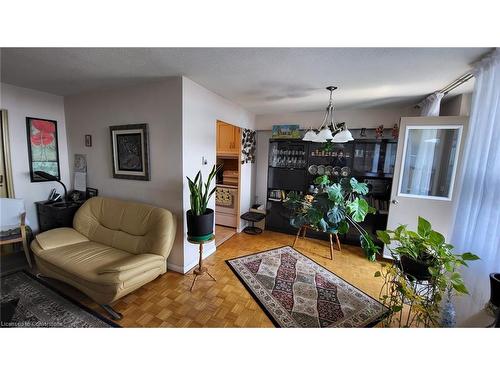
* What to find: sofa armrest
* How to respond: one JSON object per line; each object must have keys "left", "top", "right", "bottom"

{"left": 35, "top": 228, "right": 89, "bottom": 251}
{"left": 98, "top": 254, "right": 165, "bottom": 274}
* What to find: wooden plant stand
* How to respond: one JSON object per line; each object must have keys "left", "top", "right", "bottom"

{"left": 188, "top": 235, "right": 216, "bottom": 291}
{"left": 292, "top": 225, "right": 342, "bottom": 260}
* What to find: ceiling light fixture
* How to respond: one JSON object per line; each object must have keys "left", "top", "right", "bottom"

{"left": 302, "top": 86, "right": 353, "bottom": 143}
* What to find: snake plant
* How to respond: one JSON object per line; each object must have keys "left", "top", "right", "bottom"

{"left": 187, "top": 165, "right": 220, "bottom": 216}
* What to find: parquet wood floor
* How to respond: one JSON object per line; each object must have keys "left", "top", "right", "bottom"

{"left": 214, "top": 225, "right": 236, "bottom": 247}
{"left": 41, "top": 230, "right": 388, "bottom": 327}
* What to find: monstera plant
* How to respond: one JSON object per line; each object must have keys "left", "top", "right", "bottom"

{"left": 284, "top": 176, "right": 379, "bottom": 261}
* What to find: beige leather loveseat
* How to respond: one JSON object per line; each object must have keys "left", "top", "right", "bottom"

{"left": 31, "top": 196, "right": 176, "bottom": 319}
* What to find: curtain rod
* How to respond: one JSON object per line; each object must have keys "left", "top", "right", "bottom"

{"left": 415, "top": 71, "right": 474, "bottom": 108}
{"left": 440, "top": 72, "right": 474, "bottom": 95}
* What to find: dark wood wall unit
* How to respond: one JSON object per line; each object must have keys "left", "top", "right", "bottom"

{"left": 265, "top": 133, "right": 397, "bottom": 246}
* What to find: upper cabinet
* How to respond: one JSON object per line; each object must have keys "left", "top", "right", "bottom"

{"left": 217, "top": 121, "right": 240, "bottom": 155}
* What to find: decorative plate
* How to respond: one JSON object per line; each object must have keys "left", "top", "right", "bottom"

{"left": 341, "top": 167, "right": 351, "bottom": 177}
{"left": 333, "top": 166, "right": 341, "bottom": 176}
{"left": 317, "top": 165, "right": 326, "bottom": 175}
{"left": 308, "top": 165, "right": 318, "bottom": 175}
{"left": 325, "top": 165, "right": 333, "bottom": 176}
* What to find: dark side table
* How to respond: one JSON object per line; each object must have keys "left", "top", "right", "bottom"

{"left": 240, "top": 211, "right": 266, "bottom": 235}
{"left": 35, "top": 200, "right": 85, "bottom": 232}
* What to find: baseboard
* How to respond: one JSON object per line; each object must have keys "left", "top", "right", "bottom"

{"left": 167, "top": 243, "right": 217, "bottom": 274}
{"left": 166, "top": 262, "right": 185, "bottom": 274}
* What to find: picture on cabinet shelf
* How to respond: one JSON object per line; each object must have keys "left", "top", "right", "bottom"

{"left": 272, "top": 124, "right": 300, "bottom": 139}
{"left": 86, "top": 187, "right": 98, "bottom": 199}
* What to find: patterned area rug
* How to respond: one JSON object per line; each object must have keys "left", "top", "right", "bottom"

{"left": 226, "top": 246, "right": 389, "bottom": 327}
{"left": 0, "top": 271, "right": 118, "bottom": 328}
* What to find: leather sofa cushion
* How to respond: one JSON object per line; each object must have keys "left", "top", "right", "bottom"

{"left": 35, "top": 227, "right": 89, "bottom": 251}
{"left": 32, "top": 240, "right": 165, "bottom": 285}
{"left": 73, "top": 197, "right": 176, "bottom": 257}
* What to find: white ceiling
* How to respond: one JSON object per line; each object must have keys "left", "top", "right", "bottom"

{"left": 0, "top": 48, "right": 489, "bottom": 114}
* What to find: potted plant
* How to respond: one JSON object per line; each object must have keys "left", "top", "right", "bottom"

{"left": 284, "top": 176, "right": 379, "bottom": 261}
{"left": 375, "top": 217, "right": 480, "bottom": 327}
{"left": 186, "top": 165, "right": 219, "bottom": 242}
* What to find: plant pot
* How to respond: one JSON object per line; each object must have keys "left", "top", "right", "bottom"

{"left": 186, "top": 208, "right": 214, "bottom": 242}
{"left": 400, "top": 254, "right": 435, "bottom": 281}
{"left": 490, "top": 273, "right": 500, "bottom": 308}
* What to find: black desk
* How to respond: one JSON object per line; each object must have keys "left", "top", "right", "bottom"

{"left": 35, "top": 200, "right": 85, "bottom": 232}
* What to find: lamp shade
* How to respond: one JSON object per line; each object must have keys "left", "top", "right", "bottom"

{"left": 332, "top": 129, "right": 354, "bottom": 143}
{"left": 317, "top": 128, "right": 334, "bottom": 142}
{"left": 302, "top": 129, "right": 318, "bottom": 142}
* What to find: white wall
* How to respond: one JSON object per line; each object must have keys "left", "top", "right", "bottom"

{"left": 0, "top": 83, "right": 70, "bottom": 232}
{"left": 254, "top": 107, "right": 418, "bottom": 205}
{"left": 441, "top": 93, "right": 472, "bottom": 116}
{"left": 181, "top": 77, "right": 256, "bottom": 273}
{"left": 64, "top": 78, "right": 185, "bottom": 270}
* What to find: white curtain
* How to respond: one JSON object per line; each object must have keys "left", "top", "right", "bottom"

{"left": 452, "top": 49, "right": 500, "bottom": 325}
{"left": 420, "top": 92, "right": 444, "bottom": 116}
{"left": 408, "top": 129, "right": 437, "bottom": 195}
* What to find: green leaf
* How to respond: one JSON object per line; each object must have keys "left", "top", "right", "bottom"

{"left": 326, "top": 184, "right": 343, "bottom": 203}
{"left": 450, "top": 272, "right": 462, "bottom": 284}
{"left": 417, "top": 216, "right": 432, "bottom": 238}
{"left": 327, "top": 205, "right": 345, "bottom": 224}
{"left": 350, "top": 178, "right": 369, "bottom": 195}
{"left": 360, "top": 234, "right": 380, "bottom": 261}
{"left": 461, "top": 252, "right": 480, "bottom": 261}
{"left": 337, "top": 220, "right": 349, "bottom": 235}
{"left": 374, "top": 271, "right": 381, "bottom": 277}
{"left": 306, "top": 208, "right": 322, "bottom": 224}
{"left": 428, "top": 230, "right": 445, "bottom": 246}
{"left": 452, "top": 282, "right": 469, "bottom": 294}
{"left": 318, "top": 218, "right": 328, "bottom": 232}
{"left": 392, "top": 305, "right": 403, "bottom": 312}
{"left": 376, "top": 230, "right": 391, "bottom": 245}
{"left": 290, "top": 216, "right": 306, "bottom": 229}
{"left": 347, "top": 197, "right": 369, "bottom": 222}
{"left": 314, "top": 175, "right": 330, "bottom": 186}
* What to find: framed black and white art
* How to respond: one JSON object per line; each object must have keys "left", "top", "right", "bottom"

{"left": 110, "top": 123, "right": 150, "bottom": 180}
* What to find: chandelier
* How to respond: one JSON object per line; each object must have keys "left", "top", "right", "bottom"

{"left": 302, "top": 86, "right": 354, "bottom": 143}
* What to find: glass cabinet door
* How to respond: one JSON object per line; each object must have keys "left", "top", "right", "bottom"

{"left": 353, "top": 142, "right": 380, "bottom": 174}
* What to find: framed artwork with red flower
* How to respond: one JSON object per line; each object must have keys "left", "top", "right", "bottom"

{"left": 26, "top": 117, "right": 61, "bottom": 182}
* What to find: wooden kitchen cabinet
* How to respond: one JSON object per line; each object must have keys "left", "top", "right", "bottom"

{"left": 217, "top": 121, "right": 240, "bottom": 155}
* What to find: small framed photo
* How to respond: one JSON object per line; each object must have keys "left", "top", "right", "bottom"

{"left": 110, "top": 123, "right": 150, "bottom": 180}
{"left": 86, "top": 187, "right": 98, "bottom": 199}
{"left": 272, "top": 124, "right": 300, "bottom": 139}
{"left": 85, "top": 134, "right": 92, "bottom": 147}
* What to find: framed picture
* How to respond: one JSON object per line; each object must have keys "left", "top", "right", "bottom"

{"left": 86, "top": 187, "right": 98, "bottom": 199}
{"left": 272, "top": 124, "right": 300, "bottom": 139}
{"left": 110, "top": 123, "right": 150, "bottom": 180}
{"left": 26, "top": 117, "right": 61, "bottom": 182}
{"left": 85, "top": 134, "right": 92, "bottom": 147}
